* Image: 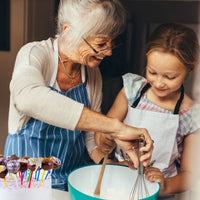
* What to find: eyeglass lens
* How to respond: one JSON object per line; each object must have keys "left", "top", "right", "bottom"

{"left": 83, "top": 37, "right": 123, "bottom": 55}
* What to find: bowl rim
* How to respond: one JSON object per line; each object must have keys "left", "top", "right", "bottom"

{"left": 67, "top": 164, "right": 160, "bottom": 200}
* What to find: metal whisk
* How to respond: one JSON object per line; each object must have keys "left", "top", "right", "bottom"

{"left": 129, "top": 138, "right": 149, "bottom": 200}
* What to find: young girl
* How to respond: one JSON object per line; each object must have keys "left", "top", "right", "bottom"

{"left": 95, "top": 22, "right": 200, "bottom": 195}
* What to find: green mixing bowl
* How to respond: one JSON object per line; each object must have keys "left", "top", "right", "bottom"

{"left": 68, "top": 164, "right": 160, "bottom": 200}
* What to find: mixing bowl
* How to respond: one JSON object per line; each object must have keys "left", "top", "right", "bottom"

{"left": 68, "top": 164, "right": 160, "bottom": 200}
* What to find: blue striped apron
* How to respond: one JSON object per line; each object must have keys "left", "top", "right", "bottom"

{"left": 4, "top": 39, "right": 91, "bottom": 191}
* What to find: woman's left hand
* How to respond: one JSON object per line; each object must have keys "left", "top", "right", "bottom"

{"left": 95, "top": 132, "right": 116, "bottom": 154}
{"left": 145, "top": 167, "right": 165, "bottom": 193}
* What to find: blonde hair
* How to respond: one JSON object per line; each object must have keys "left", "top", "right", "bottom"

{"left": 57, "top": 0, "right": 126, "bottom": 52}
{"left": 146, "top": 22, "right": 200, "bottom": 71}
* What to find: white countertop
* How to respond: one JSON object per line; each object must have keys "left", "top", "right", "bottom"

{"left": 52, "top": 189, "right": 70, "bottom": 200}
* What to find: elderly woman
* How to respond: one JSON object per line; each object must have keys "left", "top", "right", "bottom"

{"left": 4, "top": 0, "right": 153, "bottom": 191}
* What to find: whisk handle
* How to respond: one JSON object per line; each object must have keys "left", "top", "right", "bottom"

{"left": 138, "top": 138, "right": 145, "bottom": 175}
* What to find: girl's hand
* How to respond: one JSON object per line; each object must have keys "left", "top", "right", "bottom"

{"left": 95, "top": 132, "right": 116, "bottom": 154}
{"left": 145, "top": 167, "right": 165, "bottom": 194}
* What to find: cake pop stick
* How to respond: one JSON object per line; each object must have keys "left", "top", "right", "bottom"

{"left": 3, "top": 178, "right": 7, "bottom": 187}
{"left": 35, "top": 170, "right": 37, "bottom": 180}
{"left": 37, "top": 169, "right": 41, "bottom": 181}
{"left": 28, "top": 171, "right": 33, "bottom": 188}
{"left": 24, "top": 170, "right": 27, "bottom": 177}
{"left": 20, "top": 172, "right": 23, "bottom": 185}
{"left": 10, "top": 172, "right": 13, "bottom": 180}
{"left": 23, "top": 171, "right": 27, "bottom": 182}
{"left": 27, "top": 170, "right": 32, "bottom": 182}
{"left": 39, "top": 170, "right": 46, "bottom": 187}
{"left": 44, "top": 170, "right": 50, "bottom": 180}
{"left": 15, "top": 174, "right": 19, "bottom": 188}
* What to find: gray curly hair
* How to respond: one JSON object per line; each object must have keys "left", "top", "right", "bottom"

{"left": 57, "top": 0, "right": 127, "bottom": 52}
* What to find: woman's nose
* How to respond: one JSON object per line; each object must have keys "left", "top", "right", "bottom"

{"left": 103, "top": 48, "right": 112, "bottom": 56}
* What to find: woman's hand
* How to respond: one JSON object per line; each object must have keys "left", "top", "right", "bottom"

{"left": 95, "top": 124, "right": 153, "bottom": 168}
{"left": 113, "top": 125, "right": 154, "bottom": 168}
{"left": 145, "top": 167, "right": 165, "bottom": 194}
{"left": 95, "top": 132, "right": 116, "bottom": 154}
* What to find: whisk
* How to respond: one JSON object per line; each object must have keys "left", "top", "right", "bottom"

{"left": 129, "top": 138, "right": 150, "bottom": 200}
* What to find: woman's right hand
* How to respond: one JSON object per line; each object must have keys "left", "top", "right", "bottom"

{"left": 112, "top": 124, "right": 154, "bottom": 168}
{"left": 77, "top": 108, "right": 153, "bottom": 168}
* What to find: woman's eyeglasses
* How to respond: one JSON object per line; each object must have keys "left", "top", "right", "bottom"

{"left": 82, "top": 38, "right": 122, "bottom": 55}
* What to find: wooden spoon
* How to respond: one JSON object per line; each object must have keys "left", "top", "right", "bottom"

{"left": 94, "top": 154, "right": 109, "bottom": 196}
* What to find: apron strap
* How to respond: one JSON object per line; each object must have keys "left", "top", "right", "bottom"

{"left": 131, "top": 83, "right": 151, "bottom": 108}
{"left": 173, "top": 85, "right": 184, "bottom": 114}
{"left": 131, "top": 83, "right": 184, "bottom": 114}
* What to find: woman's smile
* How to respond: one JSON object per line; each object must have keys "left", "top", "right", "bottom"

{"left": 86, "top": 54, "right": 105, "bottom": 67}
{"left": 93, "top": 55, "right": 104, "bottom": 61}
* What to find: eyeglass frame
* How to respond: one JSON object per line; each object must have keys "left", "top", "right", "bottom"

{"left": 82, "top": 37, "right": 122, "bottom": 55}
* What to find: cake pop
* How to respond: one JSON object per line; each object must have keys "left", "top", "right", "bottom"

{"left": 7, "top": 154, "right": 19, "bottom": 160}
{"left": 27, "top": 158, "right": 42, "bottom": 171}
{"left": 6, "top": 160, "right": 20, "bottom": 174}
{"left": 23, "top": 156, "right": 30, "bottom": 160}
{"left": 18, "top": 158, "right": 28, "bottom": 172}
{"left": 49, "top": 156, "right": 61, "bottom": 169}
{"left": 6, "top": 154, "right": 20, "bottom": 165}
{"left": 41, "top": 158, "right": 53, "bottom": 171}
{"left": 0, "top": 165, "right": 7, "bottom": 178}
{"left": 0, "top": 154, "right": 6, "bottom": 166}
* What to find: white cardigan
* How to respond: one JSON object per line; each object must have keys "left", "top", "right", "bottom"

{"left": 8, "top": 38, "right": 102, "bottom": 154}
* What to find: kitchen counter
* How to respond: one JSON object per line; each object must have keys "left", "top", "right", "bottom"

{"left": 51, "top": 189, "right": 197, "bottom": 200}
{"left": 52, "top": 189, "right": 70, "bottom": 200}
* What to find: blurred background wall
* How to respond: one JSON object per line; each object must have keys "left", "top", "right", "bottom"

{"left": 0, "top": 0, "right": 55, "bottom": 153}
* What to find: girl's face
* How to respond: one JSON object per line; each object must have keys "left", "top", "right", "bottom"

{"left": 146, "top": 51, "right": 189, "bottom": 99}
{"left": 71, "top": 36, "right": 114, "bottom": 68}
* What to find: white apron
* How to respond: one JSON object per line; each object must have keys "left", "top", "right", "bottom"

{"left": 115, "top": 83, "right": 184, "bottom": 177}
